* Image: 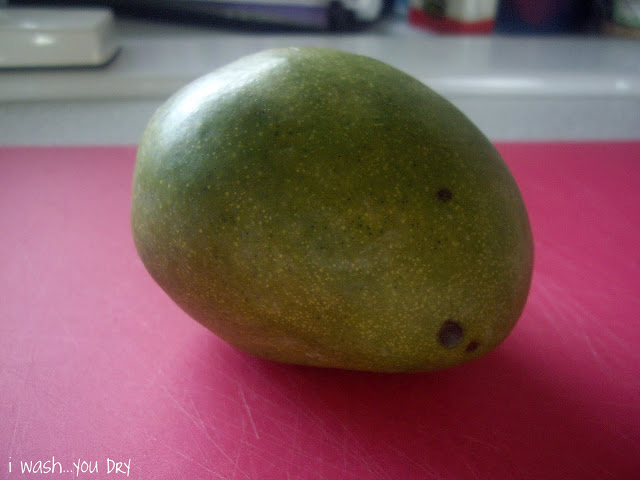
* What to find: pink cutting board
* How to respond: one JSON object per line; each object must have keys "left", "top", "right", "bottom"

{"left": 1, "top": 143, "right": 639, "bottom": 479}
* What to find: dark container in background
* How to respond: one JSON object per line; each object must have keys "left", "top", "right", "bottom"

{"left": 496, "top": 0, "right": 596, "bottom": 33}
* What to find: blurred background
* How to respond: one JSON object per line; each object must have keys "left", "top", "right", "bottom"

{"left": 1, "top": 0, "right": 628, "bottom": 33}
{"left": 1, "top": 0, "right": 639, "bottom": 144}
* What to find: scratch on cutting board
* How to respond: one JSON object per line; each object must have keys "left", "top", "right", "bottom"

{"left": 278, "top": 393, "right": 391, "bottom": 477}
{"left": 187, "top": 395, "right": 250, "bottom": 480}
{"left": 238, "top": 386, "right": 260, "bottom": 440}
{"left": 251, "top": 405, "right": 379, "bottom": 479}
{"left": 534, "top": 278, "right": 611, "bottom": 373}
{"left": 229, "top": 438, "right": 250, "bottom": 480}
{"left": 388, "top": 444, "right": 446, "bottom": 479}
{"left": 153, "top": 435, "right": 226, "bottom": 479}
{"left": 160, "top": 385, "right": 252, "bottom": 480}
{"left": 544, "top": 273, "right": 637, "bottom": 378}
{"left": 229, "top": 373, "right": 393, "bottom": 478}
{"left": 64, "top": 318, "right": 82, "bottom": 351}
{"left": 8, "top": 401, "right": 22, "bottom": 455}
{"left": 566, "top": 292, "right": 633, "bottom": 359}
{"left": 460, "top": 433, "right": 503, "bottom": 453}
{"left": 572, "top": 456, "right": 617, "bottom": 480}
{"left": 336, "top": 423, "right": 389, "bottom": 478}
{"left": 583, "top": 411, "right": 640, "bottom": 452}
{"left": 458, "top": 453, "right": 481, "bottom": 480}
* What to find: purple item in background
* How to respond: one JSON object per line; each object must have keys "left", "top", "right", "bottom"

{"left": 201, "top": 1, "right": 329, "bottom": 28}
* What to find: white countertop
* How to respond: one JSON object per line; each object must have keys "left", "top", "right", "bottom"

{"left": 1, "top": 15, "right": 639, "bottom": 145}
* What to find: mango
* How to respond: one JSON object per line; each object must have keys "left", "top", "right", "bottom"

{"left": 131, "top": 47, "right": 533, "bottom": 372}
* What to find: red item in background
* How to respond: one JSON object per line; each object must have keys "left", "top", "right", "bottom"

{"left": 408, "top": 8, "right": 496, "bottom": 33}
{"left": 1, "top": 142, "right": 639, "bottom": 479}
{"left": 408, "top": 0, "right": 498, "bottom": 33}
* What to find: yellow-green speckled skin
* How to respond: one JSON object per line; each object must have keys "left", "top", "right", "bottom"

{"left": 131, "top": 47, "right": 534, "bottom": 372}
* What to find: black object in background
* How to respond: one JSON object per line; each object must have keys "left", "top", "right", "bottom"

{"left": 8, "top": 0, "right": 395, "bottom": 31}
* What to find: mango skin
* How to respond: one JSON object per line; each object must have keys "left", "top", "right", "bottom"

{"left": 131, "top": 47, "right": 534, "bottom": 372}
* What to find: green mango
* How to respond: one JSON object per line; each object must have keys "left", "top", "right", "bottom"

{"left": 131, "top": 47, "right": 533, "bottom": 372}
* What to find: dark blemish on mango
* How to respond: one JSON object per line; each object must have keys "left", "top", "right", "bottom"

{"left": 466, "top": 341, "right": 479, "bottom": 353}
{"left": 436, "top": 188, "right": 452, "bottom": 202}
{"left": 437, "top": 320, "right": 464, "bottom": 348}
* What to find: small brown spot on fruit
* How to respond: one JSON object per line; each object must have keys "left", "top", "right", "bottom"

{"left": 437, "top": 320, "right": 463, "bottom": 348}
{"left": 466, "top": 341, "right": 479, "bottom": 353}
{"left": 436, "top": 188, "right": 452, "bottom": 202}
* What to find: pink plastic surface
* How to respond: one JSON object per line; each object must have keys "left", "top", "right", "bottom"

{"left": 1, "top": 143, "right": 639, "bottom": 479}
